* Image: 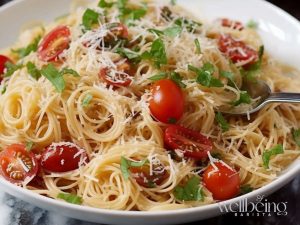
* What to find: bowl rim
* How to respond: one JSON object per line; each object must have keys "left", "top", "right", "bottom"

{"left": 0, "top": 0, "right": 300, "bottom": 218}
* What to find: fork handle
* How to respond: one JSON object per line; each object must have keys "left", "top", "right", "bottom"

{"left": 267, "top": 92, "right": 300, "bottom": 103}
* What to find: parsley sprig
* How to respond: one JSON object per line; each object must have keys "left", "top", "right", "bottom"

{"left": 121, "top": 156, "right": 149, "bottom": 180}
{"left": 262, "top": 144, "right": 284, "bottom": 169}
{"left": 215, "top": 112, "right": 229, "bottom": 132}
{"left": 12, "top": 36, "right": 41, "bottom": 58}
{"left": 148, "top": 72, "right": 186, "bottom": 88}
{"left": 57, "top": 193, "right": 82, "bottom": 205}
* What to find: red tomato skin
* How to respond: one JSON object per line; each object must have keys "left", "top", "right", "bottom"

{"left": 203, "top": 162, "right": 240, "bottom": 200}
{"left": 218, "top": 34, "right": 258, "bottom": 65}
{"left": 0, "top": 55, "right": 12, "bottom": 80}
{"left": 99, "top": 66, "right": 132, "bottom": 87}
{"left": 164, "top": 125, "right": 212, "bottom": 160}
{"left": 0, "top": 144, "right": 39, "bottom": 184}
{"left": 41, "top": 142, "right": 87, "bottom": 173}
{"left": 149, "top": 79, "right": 185, "bottom": 124}
{"left": 38, "top": 25, "right": 71, "bottom": 62}
{"left": 221, "top": 18, "right": 244, "bottom": 31}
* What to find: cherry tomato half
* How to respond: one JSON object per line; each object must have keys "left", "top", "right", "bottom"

{"left": 0, "top": 144, "right": 39, "bottom": 184}
{"left": 218, "top": 34, "right": 258, "bottom": 65}
{"left": 164, "top": 125, "right": 212, "bottom": 160}
{"left": 130, "top": 162, "right": 168, "bottom": 188}
{"left": 41, "top": 142, "right": 87, "bottom": 173}
{"left": 0, "top": 55, "right": 12, "bottom": 80}
{"left": 203, "top": 162, "right": 240, "bottom": 200}
{"left": 149, "top": 79, "right": 184, "bottom": 124}
{"left": 99, "top": 61, "right": 133, "bottom": 87}
{"left": 221, "top": 18, "right": 244, "bottom": 31}
{"left": 38, "top": 25, "right": 71, "bottom": 62}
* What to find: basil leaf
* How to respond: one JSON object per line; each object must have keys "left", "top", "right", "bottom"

{"left": 215, "top": 112, "right": 229, "bottom": 132}
{"left": 120, "top": 156, "right": 149, "bottom": 180}
{"left": 148, "top": 28, "right": 164, "bottom": 36}
{"left": 127, "top": 8, "right": 147, "bottom": 20}
{"left": 170, "top": 72, "right": 186, "bottom": 88}
{"left": 246, "top": 20, "right": 258, "bottom": 29}
{"left": 116, "top": 48, "right": 140, "bottom": 60}
{"left": 144, "top": 39, "right": 167, "bottom": 68}
{"left": 233, "top": 91, "right": 251, "bottom": 106}
{"left": 174, "top": 176, "right": 204, "bottom": 201}
{"left": 262, "top": 144, "right": 284, "bottom": 169}
{"left": 163, "top": 26, "right": 182, "bottom": 37}
{"left": 174, "top": 17, "right": 202, "bottom": 32}
{"left": 82, "top": 9, "right": 100, "bottom": 30}
{"left": 12, "top": 36, "right": 41, "bottom": 58}
{"left": 57, "top": 193, "right": 82, "bottom": 205}
{"left": 220, "top": 71, "right": 235, "bottom": 86}
{"left": 60, "top": 68, "right": 80, "bottom": 77}
{"left": 188, "top": 63, "right": 223, "bottom": 88}
{"left": 292, "top": 128, "right": 300, "bottom": 147}
{"left": 4, "top": 62, "right": 23, "bottom": 77}
{"left": 98, "top": 0, "right": 114, "bottom": 8}
{"left": 240, "top": 185, "right": 253, "bottom": 194}
{"left": 148, "top": 72, "right": 168, "bottom": 81}
{"left": 26, "top": 62, "right": 41, "bottom": 80}
{"left": 82, "top": 94, "right": 93, "bottom": 107}
{"left": 1, "top": 85, "right": 7, "bottom": 94}
{"left": 41, "top": 64, "right": 65, "bottom": 93}
{"left": 25, "top": 141, "right": 34, "bottom": 151}
{"left": 194, "top": 38, "right": 201, "bottom": 54}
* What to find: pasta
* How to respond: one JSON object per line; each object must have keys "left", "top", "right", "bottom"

{"left": 0, "top": 0, "right": 299, "bottom": 211}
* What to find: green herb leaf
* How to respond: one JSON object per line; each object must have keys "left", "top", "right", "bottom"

{"left": 57, "top": 193, "right": 82, "bottom": 205}
{"left": 170, "top": 0, "right": 176, "bottom": 5}
{"left": 116, "top": 48, "right": 140, "bottom": 60}
{"left": 60, "top": 68, "right": 80, "bottom": 77}
{"left": 168, "top": 117, "right": 177, "bottom": 124}
{"left": 148, "top": 72, "right": 168, "bottom": 81}
{"left": 242, "top": 45, "right": 264, "bottom": 80}
{"left": 144, "top": 39, "right": 167, "bottom": 68}
{"left": 174, "top": 176, "right": 204, "bottom": 201}
{"left": 12, "top": 36, "right": 41, "bottom": 58}
{"left": 210, "top": 152, "right": 222, "bottom": 160}
{"left": 82, "top": 94, "right": 93, "bottom": 107}
{"left": 233, "top": 91, "right": 251, "bottom": 106}
{"left": 41, "top": 64, "right": 65, "bottom": 93}
{"left": 240, "top": 185, "right": 253, "bottom": 194}
{"left": 174, "top": 17, "right": 202, "bottom": 32}
{"left": 98, "top": 0, "right": 114, "bottom": 8}
{"left": 292, "top": 128, "right": 300, "bottom": 147}
{"left": 188, "top": 63, "right": 223, "bottom": 88}
{"left": 220, "top": 71, "right": 235, "bottom": 86}
{"left": 4, "top": 62, "right": 23, "bottom": 77}
{"left": 25, "top": 141, "right": 34, "bottom": 151}
{"left": 163, "top": 26, "right": 182, "bottom": 37}
{"left": 82, "top": 8, "right": 100, "bottom": 30}
{"left": 194, "top": 38, "right": 201, "bottom": 55}
{"left": 148, "top": 28, "right": 164, "bottom": 36}
{"left": 127, "top": 8, "right": 147, "bottom": 20}
{"left": 246, "top": 20, "right": 258, "bottom": 29}
{"left": 120, "top": 156, "right": 149, "bottom": 180}
{"left": 26, "top": 62, "right": 41, "bottom": 80}
{"left": 170, "top": 72, "right": 186, "bottom": 88}
{"left": 215, "top": 112, "right": 229, "bottom": 132}
{"left": 262, "top": 144, "right": 284, "bottom": 169}
{"left": 1, "top": 85, "right": 7, "bottom": 94}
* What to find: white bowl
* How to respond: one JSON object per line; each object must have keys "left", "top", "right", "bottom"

{"left": 0, "top": 0, "right": 300, "bottom": 224}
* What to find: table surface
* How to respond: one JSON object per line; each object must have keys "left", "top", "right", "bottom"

{"left": 0, "top": 0, "right": 299, "bottom": 225}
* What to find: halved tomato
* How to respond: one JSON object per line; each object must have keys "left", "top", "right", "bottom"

{"left": 38, "top": 25, "right": 71, "bottom": 62}
{"left": 203, "top": 162, "right": 240, "bottom": 200}
{"left": 221, "top": 18, "right": 244, "bottom": 31}
{"left": 130, "top": 162, "right": 168, "bottom": 188}
{"left": 149, "top": 79, "right": 185, "bottom": 124}
{"left": 218, "top": 34, "right": 258, "bottom": 65}
{"left": 0, "top": 144, "right": 39, "bottom": 184}
{"left": 0, "top": 55, "right": 12, "bottom": 80}
{"left": 41, "top": 142, "right": 87, "bottom": 173}
{"left": 99, "top": 61, "right": 133, "bottom": 87}
{"left": 164, "top": 125, "right": 212, "bottom": 160}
